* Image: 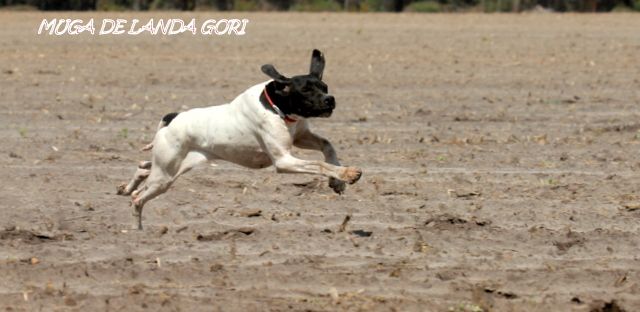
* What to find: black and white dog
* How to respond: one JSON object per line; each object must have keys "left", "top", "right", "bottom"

{"left": 118, "top": 49, "right": 362, "bottom": 230}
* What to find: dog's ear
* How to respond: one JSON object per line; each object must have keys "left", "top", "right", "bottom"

{"left": 309, "top": 49, "right": 325, "bottom": 80}
{"left": 261, "top": 64, "right": 290, "bottom": 84}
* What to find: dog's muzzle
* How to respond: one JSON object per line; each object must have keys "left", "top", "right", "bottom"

{"left": 318, "top": 95, "right": 335, "bottom": 117}
{"left": 323, "top": 95, "right": 336, "bottom": 109}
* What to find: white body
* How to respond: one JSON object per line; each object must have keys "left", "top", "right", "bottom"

{"left": 158, "top": 81, "right": 280, "bottom": 170}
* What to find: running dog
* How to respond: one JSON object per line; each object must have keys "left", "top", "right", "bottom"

{"left": 117, "top": 49, "right": 362, "bottom": 230}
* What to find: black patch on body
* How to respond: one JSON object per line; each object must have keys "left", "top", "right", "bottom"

{"left": 161, "top": 112, "right": 179, "bottom": 127}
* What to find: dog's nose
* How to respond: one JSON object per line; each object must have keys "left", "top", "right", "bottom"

{"left": 323, "top": 96, "right": 335, "bottom": 109}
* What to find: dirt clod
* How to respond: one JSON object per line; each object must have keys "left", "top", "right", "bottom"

{"left": 240, "top": 209, "right": 262, "bottom": 218}
{"left": 196, "top": 228, "right": 255, "bottom": 241}
{"left": 589, "top": 300, "right": 626, "bottom": 312}
{"left": 350, "top": 230, "right": 372, "bottom": 237}
{"left": 338, "top": 215, "right": 351, "bottom": 232}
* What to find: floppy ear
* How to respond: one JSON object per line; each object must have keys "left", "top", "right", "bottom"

{"left": 261, "top": 64, "right": 290, "bottom": 84}
{"left": 309, "top": 49, "right": 325, "bottom": 80}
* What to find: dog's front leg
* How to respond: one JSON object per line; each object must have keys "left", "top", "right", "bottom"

{"left": 258, "top": 122, "right": 362, "bottom": 184}
{"left": 261, "top": 131, "right": 361, "bottom": 185}
{"left": 274, "top": 154, "right": 361, "bottom": 184}
{"left": 293, "top": 128, "right": 347, "bottom": 193}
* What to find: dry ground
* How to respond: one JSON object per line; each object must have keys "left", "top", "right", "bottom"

{"left": 1, "top": 12, "right": 640, "bottom": 312}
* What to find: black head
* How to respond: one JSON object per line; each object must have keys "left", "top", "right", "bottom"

{"left": 261, "top": 49, "right": 335, "bottom": 118}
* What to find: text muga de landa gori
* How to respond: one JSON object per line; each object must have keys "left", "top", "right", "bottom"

{"left": 37, "top": 18, "right": 249, "bottom": 36}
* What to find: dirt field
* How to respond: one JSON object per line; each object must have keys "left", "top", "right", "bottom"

{"left": 1, "top": 12, "right": 640, "bottom": 311}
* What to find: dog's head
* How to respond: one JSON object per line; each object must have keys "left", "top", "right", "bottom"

{"left": 261, "top": 49, "right": 335, "bottom": 118}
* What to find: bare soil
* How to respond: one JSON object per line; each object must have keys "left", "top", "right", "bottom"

{"left": 1, "top": 12, "right": 640, "bottom": 312}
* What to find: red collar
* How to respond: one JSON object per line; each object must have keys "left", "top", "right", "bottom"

{"left": 263, "top": 88, "right": 297, "bottom": 123}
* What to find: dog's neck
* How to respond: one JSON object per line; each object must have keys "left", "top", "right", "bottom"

{"left": 260, "top": 82, "right": 298, "bottom": 123}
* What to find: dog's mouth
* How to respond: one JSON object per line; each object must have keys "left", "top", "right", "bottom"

{"left": 318, "top": 109, "right": 333, "bottom": 118}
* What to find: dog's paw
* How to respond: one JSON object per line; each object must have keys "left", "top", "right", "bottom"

{"left": 329, "top": 177, "right": 346, "bottom": 194}
{"left": 140, "top": 143, "right": 154, "bottom": 152}
{"left": 341, "top": 167, "right": 362, "bottom": 184}
{"left": 116, "top": 183, "right": 129, "bottom": 195}
{"left": 131, "top": 189, "right": 142, "bottom": 200}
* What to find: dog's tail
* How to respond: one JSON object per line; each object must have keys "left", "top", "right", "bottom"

{"left": 141, "top": 112, "right": 180, "bottom": 151}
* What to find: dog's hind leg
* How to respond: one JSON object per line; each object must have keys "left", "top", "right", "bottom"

{"left": 131, "top": 168, "right": 173, "bottom": 230}
{"left": 117, "top": 161, "right": 152, "bottom": 196}
{"left": 131, "top": 151, "right": 207, "bottom": 230}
